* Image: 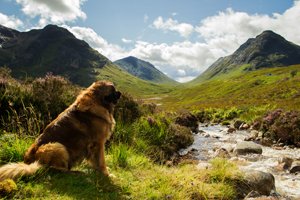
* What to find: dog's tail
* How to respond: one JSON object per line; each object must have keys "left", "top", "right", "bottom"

{"left": 0, "top": 161, "right": 42, "bottom": 181}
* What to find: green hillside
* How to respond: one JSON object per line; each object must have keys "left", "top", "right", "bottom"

{"left": 0, "top": 24, "right": 108, "bottom": 86}
{"left": 159, "top": 64, "right": 300, "bottom": 111}
{"left": 96, "top": 63, "right": 175, "bottom": 97}
{"left": 191, "top": 30, "right": 300, "bottom": 83}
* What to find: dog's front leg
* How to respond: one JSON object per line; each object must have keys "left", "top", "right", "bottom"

{"left": 98, "top": 140, "right": 109, "bottom": 176}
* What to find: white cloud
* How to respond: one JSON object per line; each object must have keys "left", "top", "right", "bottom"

{"left": 16, "top": 0, "right": 86, "bottom": 26}
{"left": 122, "top": 38, "right": 133, "bottom": 44}
{"left": 66, "top": 1, "right": 300, "bottom": 83}
{"left": 152, "top": 16, "right": 194, "bottom": 38}
{"left": 177, "top": 69, "right": 186, "bottom": 76}
{"left": 196, "top": 1, "right": 300, "bottom": 55}
{"left": 0, "top": 12, "right": 23, "bottom": 29}
{"left": 131, "top": 1, "right": 300, "bottom": 82}
{"left": 66, "top": 26, "right": 128, "bottom": 61}
{"left": 18, "top": 1, "right": 298, "bottom": 83}
{"left": 129, "top": 40, "right": 214, "bottom": 81}
{"left": 176, "top": 76, "right": 196, "bottom": 83}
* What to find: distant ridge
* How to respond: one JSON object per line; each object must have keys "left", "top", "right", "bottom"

{"left": 114, "top": 56, "right": 177, "bottom": 84}
{"left": 193, "top": 30, "right": 300, "bottom": 82}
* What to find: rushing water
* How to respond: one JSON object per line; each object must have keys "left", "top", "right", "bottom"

{"left": 181, "top": 124, "right": 300, "bottom": 199}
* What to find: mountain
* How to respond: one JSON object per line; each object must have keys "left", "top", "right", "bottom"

{"left": 0, "top": 24, "right": 109, "bottom": 86}
{"left": 193, "top": 30, "right": 300, "bottom": 82}
{"left": 0, "top": 24, "right": 175, "bottom": 96}
{"left": 114, "top": 56, "right": 177, "bottom": 84}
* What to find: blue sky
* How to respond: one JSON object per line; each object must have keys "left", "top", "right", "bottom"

{"left": 1, "top": 0, "right": 299, "bottom": 82}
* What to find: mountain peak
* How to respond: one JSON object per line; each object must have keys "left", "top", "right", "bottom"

{"left": 114, "top": 56, "right": 177, "bottom": 84}
{"left": 38, "top": 24, "right": 75, "bottom": 39}
{"left": 193, "top": 30, "right": 300, "bottom": 81}
{"left": 0, "top": 24, "right": 109, "bottom": 86}
{"left": 258, "top": 30, "right": 279, "bottom": 37}
{"left": 0, "top": 25, "right": 19, "bottom": 44}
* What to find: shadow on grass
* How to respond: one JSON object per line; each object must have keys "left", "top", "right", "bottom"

{"left": 17, "top": 168, "right": 129, "bottom": 200}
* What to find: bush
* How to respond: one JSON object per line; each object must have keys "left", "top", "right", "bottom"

{"left": 194, "top": 108, "right": 243, "bottom": 124}
{"left": 132, "top": 115, "right": 194, "bottom": 162}
{"left": 0, "top": 72, "right": 78, "bottom": 135}
{"left": 114, "top": 93, "right": 141, "bottom": 124}
{"left": 31, "top": 73, "right": 77, "bottom": 119}
{"left": 253, "top": 109, "right": 300, "bottom": 147}
{"left": 165, "top": 123, "right": 193, "bottom": 151}
{"left": 175, "top": 111, "right": 198, "bottom": 132}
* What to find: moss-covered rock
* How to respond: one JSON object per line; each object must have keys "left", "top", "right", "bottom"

{"left": 0, "top": 179, "right": 18, "bottom": 197}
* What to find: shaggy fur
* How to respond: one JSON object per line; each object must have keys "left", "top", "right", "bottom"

{"left": 0, "top": 81, "right": 121, "bottom": 180}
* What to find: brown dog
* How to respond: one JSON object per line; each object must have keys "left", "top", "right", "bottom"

{"left": 0, "top": 80, "right": 121, "bottom": 180}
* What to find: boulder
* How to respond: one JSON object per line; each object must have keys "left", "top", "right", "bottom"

{"left": 251, "top": 121, "right": 261, "bottom": 130}
{"left": 240, "top": 123, "right": 250, "bottom": 130}
{"left": 290, "top": 161, "right": 300, "bottom": 173}
{"left": 234, "top": 141, "right": 263, "bottom": 155}
{"left": 0, "top": 179, "right": 17, "bottom": 197}
{"left": 235, "top": 170, "right": 276, "bottom": 198}
{"left": 278, "top": 157, "right": 293, "bottom": 170}
{"left": 245, "top": 130, "right": 259, "bottom": 141}
{"left": 213, "top": 148, "right": 231, "bottom": 158}
{"left": 234, "top": 120, "right": 244, "bottom": 129}
{"left": 227, "top": 127, "right": 236, "bottom": 133}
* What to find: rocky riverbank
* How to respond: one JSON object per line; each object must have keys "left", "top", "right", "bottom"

{"left": 180, "top": 124, "right": 300, "bottom": 200}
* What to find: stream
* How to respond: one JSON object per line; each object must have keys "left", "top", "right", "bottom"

{"left": 180, "top": 124, "right": 300, "bottom": 199}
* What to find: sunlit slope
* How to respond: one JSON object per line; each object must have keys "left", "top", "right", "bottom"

{"left": 160, "top": 65, "right": 300, "bottom": 110}
{"left": 97, "top": 63, "right": 176, "bottom": 97}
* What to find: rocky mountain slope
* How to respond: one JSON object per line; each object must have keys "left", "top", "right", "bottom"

{"left": 193, "top": 30, "right": 300, "bottom": 82}
{"left": 114, "top": 56, "right": 177, "bottom": 84}
{"left": 0, "top": 24, "right": 110, "bottom": 86}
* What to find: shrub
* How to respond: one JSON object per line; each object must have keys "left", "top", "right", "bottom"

{"left": 134, "top": 116, "right": 170, "bottom": 147}
{"left": 165, "top": 123, "right": 193, "bottom": 151}
{"left": 0, "top": 73, "right": 78, "bottom": 135}
{"left": 194, "top": 108, "right": 243, "bottom": 124}
{"left": 114, "top": 93, "right": 141, "bottom": 124}
{"left": 1, "top": 104, "right": 44, "bottom": 136}
{"left": 132, "top": 115, "right": 193, "bottom": 162}
{"left": 253, "top": 109, "right": 300, "bottom": 147}
{"left": 175, "top": 111, "right": 198, "bottom": 132}
{"left": 110, "top": 123, "right": 135, "bottom": 145}
{"left": 31, "top": 73, "right": 77, "bottom": 119}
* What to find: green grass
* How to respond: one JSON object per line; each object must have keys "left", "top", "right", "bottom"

{"left": 0, "top": 135, "right": 241, "bottom": 200}
{"left": 158, "top": 65, "right": 300, "bottom": 117}
{"left": 0, "top": 134, "right": 34, "bottom": 164}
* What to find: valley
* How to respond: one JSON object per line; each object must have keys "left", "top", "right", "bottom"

{"left": 1, "top": 24, "right": 300, "bottom": 199}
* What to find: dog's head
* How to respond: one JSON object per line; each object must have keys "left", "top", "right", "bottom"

{"left": 92, "top": 81, "right": 121, "bottom": 107}
{"left": 75, "top": 80, "right": 121, "bottom": 114}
